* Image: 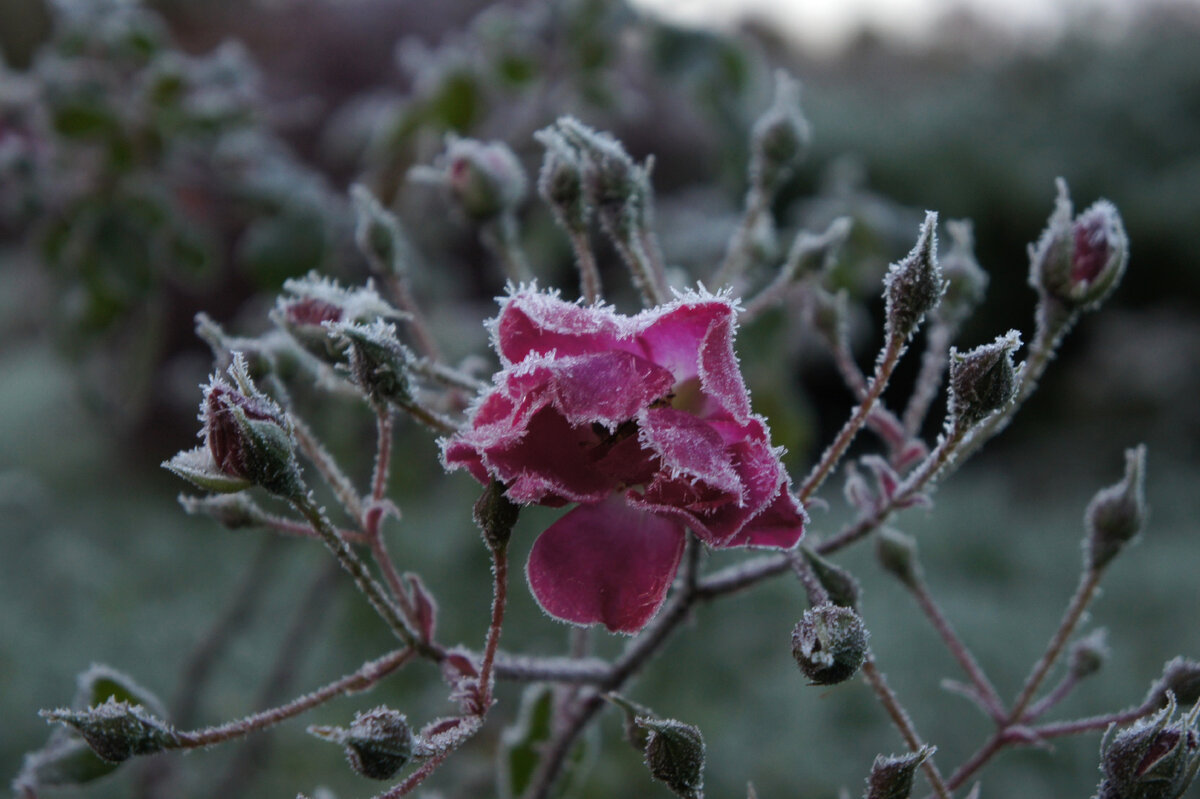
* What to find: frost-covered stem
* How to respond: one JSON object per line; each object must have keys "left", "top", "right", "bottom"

{"left": 291, "top": 414, "right": 365, "bottom": 522}
{"left": 612, "top": 234, "right": 667, "bottom": 307}
{"left": 639, "top": 226, "right": 669, "bottom": 296}
{"left": 172, "top": 648, "right": 414, "bottom": 748}
{"left": 483, "top": 212, "right": 533, "bottom": 283}
{"left": 1022, "top": 673, "right": 1086, "bottom": 724}
{"left": 262, "top": 514, "right": 369, "bottom": 545}
{"left": 1008, "top": 568, "right": 1104, "bottom": 723}
{"left": 1028, "top": 700, "right": 1159, "bottom": 740}
{"left": 477, "top": 541, "right": 509, "bottom": 709}
{"left": 374, "top": 748, "right": 453, "bottom": 798}
{"left": 713, "top": 185, "right": 769, "bottom": 288}
{"left": 861, "top": 658, "right": 953, "bottom": 799}
{"left": 825, "top": 328, "right": 917, "bottom": 460}
{"left": 293, "top": 495, "right": 419, "bottom": 648}
{"left": 382, "top": 273, "right": 443, "bottom": 363}
{"left": 398, "top": 397, "right": 461, "bottom": 434}
{"left": 409, "top": 357, "right": 488, "bottom": 393}
{"left": 569, "top": 226, "right": 602, "bottom": 304}
{"left": 902, "top": 323, "right": 953, "bottom": 437}
{"left": 798, "top": 336, "right": 905, "bottom": 502}
{"left": 788, "top": 549, "right": 830, "bottom": 607}
{"left": 943, "top": 732, "right": 1005, "bottom": 793}
{"left": 908, "top": 577, "right": 1005, "bottom": 721}
{"left": 492, "top": 653, "right": 609, "bottom": 683}
{"left": 371, "top": 406, "right": 393, "bottom": 504}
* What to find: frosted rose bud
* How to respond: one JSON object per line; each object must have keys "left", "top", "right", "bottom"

{"left": 1028, "top": 179, "right": 1129, "bottom": 312}
{"left": 883, "top": 212, "right": 944, "bottom": 344}
{"left": 42, "top": 700, "right": 177, "bottom": 764}
{"left": 1096, "top": 696, "right": 1200, "bottom": 799}
{"left": 750, "top": 71, "right": 811, "bottom": 195}
{"left": 535, "top": 127, "right": 589, "bottom": 232}
{"left": 200, "top": 355, "right": 303, "bottom": 499}
{"left": 1149, "top": 658, "right": 1200, "bottom": 710}
{"left": 865, "top": 745, "right": 935, "bottom": 799}
{"left": 636, "top": 717, "right": 706, "bottom": 799}
{"left": 273, "top": 274, "right": 399, "bottom": 365}
{"left": 329, "top": 320, "right": 414, "bottom": 407}
{"left": 350, "top": 184, "right": 411, "bottom": 275}
{"left": 443, "top": 137, "right": 528, "bottom": 221}
{"left": 947, "top": 330, "right": 1022, "bottom": 430}
{"left": 309, "top": 707, "right": 413, "bottom": 781}
{"left": 1069, "top": 628, "right": 1110, "bottom": 681}
{"left": 791, "top": 604, "right": 869, "bottom": 686}
{"left": 800, "top": 547, "right": 860, "bottom": 609}
{"left": 1085, "top": 445, "right": 1148, "bottom": 573}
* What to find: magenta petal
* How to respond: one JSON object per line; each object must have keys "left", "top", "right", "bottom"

{"left": 527, "top": 498, "right": 686, "bottom": 634}
{"left": 640, "top": 406, "right": 741, "bottom": 496}
{"left": 698, "top": 314, "right": 752, "bottom": 423}
{"left": 724, "top": 486, "right": 807, "bottom": 549}
{"left": 551, "top": 351, "right": 674, "bottom": 429}
{"left": 636, "top": 300, "right": 731, "bottom": 383}
{"left": 495, "top": 291, "right": 625, "bottom": 364}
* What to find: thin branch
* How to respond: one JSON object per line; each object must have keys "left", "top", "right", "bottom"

{"left": 860, "top": 659, "right": 953, "bottom": 799}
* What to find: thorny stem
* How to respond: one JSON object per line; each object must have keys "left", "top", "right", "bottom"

{"left": 908, "top": 576, "right": 1006, "bottom": 721}
{"left": 376, "top": 749, "right": 454, "bottom": 799}
{"left": 171, "top": 648, "right": 415, "bottom": 748}
{"left": 1008, "top": 568, "right": 1105, "bottom": 723}
{"left": 861, "top": 658, "right": 953, "bottom": 799}
{"left": 381, "top": 272, "right": 443, "bottom": 364}
{"left": 293, "top": 495, "right": 421, "bottom": 650}
{"left": 612, "top": 233, "right": 667, "bottom": 307}
{"left": 398, "top": 397, "right": 461, "bottom": 434}
{"left": 797, "top": 335, "right": 905, "bottom": 502}
{"left": 291, "top": 414, "right": 364, "bottom": 523}
{"left": 788, "top": 549, "right": 830, "bottom": 607}
{"left": 365, "top": 408, "right": 419, "bottom": 625}
{"left": 902, "top": 323, "right": 953, "bottom": 437}
{"left": 371, "top": 406, "right": 393, "bottom": 504}
{"left": 477, "top": 541, "right": 510, "bottom": 709}
{"left": 1021, "top": 671, "right": 1080, "bottom": 723}
{"left": 569, "top": 226, "right": 602, "bottom": 304}
{"left": 409, "top": 356, "right": 488, "bottom": 393}
{"left": 263, "top": 514, "right": 369, "bottom": 545}
{"left": 713, "top": 185, "right": 770, "bottom": 289}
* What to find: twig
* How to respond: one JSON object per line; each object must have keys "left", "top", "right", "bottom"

{"left": 860, "top": 659, "right": 953, "bottom": 799}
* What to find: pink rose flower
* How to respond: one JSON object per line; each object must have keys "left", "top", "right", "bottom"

{"left": 442, "top": 288, "right": 806, "bottom": 633}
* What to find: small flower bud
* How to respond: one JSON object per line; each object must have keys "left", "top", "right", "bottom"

{"left": 800, "top": 547, "right": 861, "bottom": 609}
{"left": 1096, "top": 696, "right": 1200, "bottom": 799}
{"left": 932, "top": 220, "right": 988, "bottom": 330}
{"left": 272, "top": 274, "right": 400, "bottom": 365}
{"left": 792, "top": 604, "right": 869, "bottom": 686}
{"left": 864, "top": 745, "right": 935, "bottom": 799}
{"left": 535, "top": 128, "right": 589, "bottom": 232}
{"left": 350, "top": 184, "right": 412, "bottom": 275}
{"left": 1149, "top": 658, "right": 1200, "bottom": 710}
{"left": 197, "top": 354, "right": 304, "bottom": 498}
{"left": 42, "top": 699, "right": 177, "bottom": 764}
{"left": 807, "top": 287, "right": 850, "bottom": 350}
{"left": 749, "top": 71, "right": 812, "bottom": 196}
{"left": 884, "top": 212, "right": 945, "bottom": 344}
{"left": 1069, "top": 628, "right": 1110, "bottom": 681}
{"left": 551, "top": 117, "right": 649, "bottom": 239}
{"left": 473, "top": 480, "right": 519, "bottom": 551}
{"left": 1085, "top": 445, "right": 1148, "bottom": 573}
{"left": 636, "top": 717, "right": 706, "bottom": 799}
{"left": 1028, "top": 180, "right": 1129, "bottom": 313}
{"left": 947, "top": 330, "right": 1022, "bottom": 430}
{"left": 438, "top": 136, "right": 528, "bottom": 221}
{"left": 875, "top": 528, "right": 922, "bottom": 589}
{"left": 309, "top": 707, "right": 413, "bottom": 781}
{"left": 329, "top": 320, "right": 415, "bottom": 408}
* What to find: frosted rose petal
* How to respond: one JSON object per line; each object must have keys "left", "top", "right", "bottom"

{"left": 527, "top": 498, "right": 686, "bottom": 634}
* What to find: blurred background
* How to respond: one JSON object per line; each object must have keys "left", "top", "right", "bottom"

{"left": 2, "top": 0, "right": 1199, "bottom": 797}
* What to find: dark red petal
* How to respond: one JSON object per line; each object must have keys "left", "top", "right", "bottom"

{"left": 526, "top": 498, "right": 686, "bottom": 634}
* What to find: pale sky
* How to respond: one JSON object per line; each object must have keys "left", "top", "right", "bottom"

{"left": 626, "top": 0, "right": 1170, "bottom": 54}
